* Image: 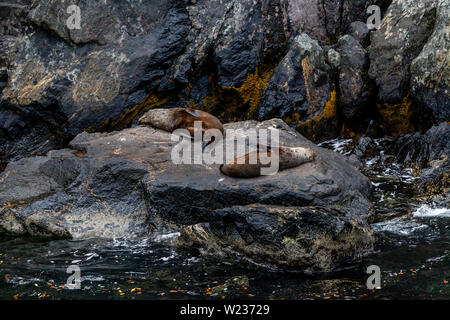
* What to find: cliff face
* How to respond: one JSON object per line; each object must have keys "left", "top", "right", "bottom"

{"left": 0, "top": 0, "right": 448, "bottom": 164}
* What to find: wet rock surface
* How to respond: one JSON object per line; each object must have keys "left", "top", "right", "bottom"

{"left": 0, "top": 119, "right": 374, "bottom": 272}
{"left": 178, "top": 205, "right": 374, "bottom": 273}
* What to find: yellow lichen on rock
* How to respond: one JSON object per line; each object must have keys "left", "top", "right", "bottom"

{"left": 225, "top": 66, "right": 274, "bottom": 117}
{"left": 200, "top": 66, "right": 274, "bottom": 121}
{"left": 378, "top": 94, "right": 414, "bottom": 136}
{"left": 290, "top": 87, "right": 338, "bottom": 141}
{"left": 108, "top": 93, "right": 169, "bottom": 131}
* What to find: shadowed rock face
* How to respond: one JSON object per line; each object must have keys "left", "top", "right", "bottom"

{"left": 368, "top": 0, "right": 449, "bottom": 133}
{"left": 410, "top": 0, "right": 450, "bottom": 124}
{"left": 335, "top": 35, "right": 375, "bottom": 120}
{"left": 0, "top": 119, "right": 374, "bottom": 272}
{"left": 392, "top": 122, "right": 449, "bottom": 200}
{"left": 178, "top": 205, "right": 374, "bottom": 273}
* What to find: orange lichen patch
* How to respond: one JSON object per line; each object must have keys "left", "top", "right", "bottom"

{"left": 378, "top": 94, "right": 414, "bottom": 136}
{"left": 285, "top": 113, "right": 301, "bottom": 126}
{"left": 200, "top": 65, "right": 274, "bottom": 121}
{"left": 340, "top": 123, "right": 362, "bottom": 140}
{"left": 109, "top": 93, "right": 169, "bottom": 131}
{"left": 224, "top": 66, "right": 274, "bottom": 117}
{"left": 74, "top": 151, "right": 86, "bottom": 158}
{"left": 290, "top": 87, "right": 338, "bottom": 142}
{"left": 1, "top": 203, "right": 18, "bottom": 212}
{"left": 302, "top": 57, "right": 314, "bottom": 108}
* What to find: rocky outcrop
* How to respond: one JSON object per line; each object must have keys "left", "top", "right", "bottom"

{"left": 392, "top": 122, "right": 449, "bottom": 199}
{"left": 257, "top": 34, "right": 337, "bottom": 142}
{"left": 335, "top": 35, "right": 374, "bottom": 120}
{"left": 410, "top": 0, "right": 450, "bottom": 123}
{"left": 368, "top": 0, "right": 449, "bottom": 134}
{"left": 286, "top": 0, "right": 392, "bottom": 45}
{"left": 392, "top": 122, "right": 449, "bottom": 167}
{"left": 351, "top": 122, "right": 449, "bottom": 204}
{"left": 178, "top": 205, "right": 374, "bottom": 273}
{"left": 0, "top": 119, "right": 375, "bottom": 272}
{"left": 0, "top": 0, "right": 403, "bottom": 163}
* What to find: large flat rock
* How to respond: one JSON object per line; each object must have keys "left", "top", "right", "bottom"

{"left": 0, "top": 119, "right": 375, "bottom": 271}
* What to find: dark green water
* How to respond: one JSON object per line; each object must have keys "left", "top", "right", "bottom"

{"left": 0, "top": 139, "right": 448, "bottom": 300}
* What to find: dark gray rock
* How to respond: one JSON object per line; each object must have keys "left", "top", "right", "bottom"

{"left": 257, "top": 34, "right": 337, "bottom": 142}
{"left": 369, "top": 0, "right": 438, "bottom": 104}
{"left": 178, "top": 205, "right": 374, "bottom": 273}
{"left": 0, "top": 119, "right": 375, "bottom": 272}
{"left": 0, "top": 0, "right": 191, "bottom": 161}
{"left": 286, "top": 0, "right": 391, "bottom": 45}
{"left": 392, "top": 122, "right": 449, "bottom": 202}
{"left": 336, "top": 35, "right": 374, "bottom": 119}
{"left": 368, "top": 0, "right": 442, "bottom": 126}
{"left": 0, "top": 0, "right": 398, "bottom": 163}
{"left": 410, "top": 0, "right": 450, "bottom": 123}
{"left": 392, "top": 122, "right": 449, "bottom": 166}
{"left": 348, "top": 21, "right": 369, "bottom": 47}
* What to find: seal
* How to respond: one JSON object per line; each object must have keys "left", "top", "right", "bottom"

{"left": 220, "top": 146, "right": 316, "bottom": 178}
{"left": 138, "top": 108, "right": 224, "bottom": 137}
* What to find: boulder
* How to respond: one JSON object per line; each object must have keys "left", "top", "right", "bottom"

{"left": 392, "top": 122, "right": 449, "bottom": 200}
{"left": 368, "top": 0, "right": 446, "bottom": 134}
{"left": 348, "top": 21, "right": 370, "bottom": 47}
{"left": 0, "top": 119, "right": 375, "bottom": 272}
{"left": 392, "top": 122, "right": 449, "bottom": 166}
{"left": 410, "top": 0, "right": 450, "bottom": 123}
{"left": 178, "top": 205, "right": 374, "bottom": 273}
{"left": 257, "top": 34, "right": 337, "bottom": 142}
{"left": 335, "top": 35, "right": 375, "bottom": 120}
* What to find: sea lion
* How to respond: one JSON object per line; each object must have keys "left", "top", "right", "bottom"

{"left": 138, "top": 108, "right": 224, "bottom": 137}
{"left": 220, "top": 146, "right": 316, "bottom": 178}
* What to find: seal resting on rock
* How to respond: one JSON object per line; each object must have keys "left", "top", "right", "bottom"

{"left": 220, "top": 146, "right": 316, "bottom": 178}
{"left": 138, "top": 108, "right": 224, "bottom": 137}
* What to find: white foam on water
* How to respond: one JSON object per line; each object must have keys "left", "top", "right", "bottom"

{"left": 319, "top": 138, "right": 353, "bottom": 155}
{"left": 413, "top": 205, "right": 450, "bottom": 218}
{"left": 154, "top": 232, "right": 181, "bottom": 242}
{"left": 372, "top": 217, "right": 429, "bottom": 235}
{"left": 81, "top": 275, "right": 105, "bottom": 282}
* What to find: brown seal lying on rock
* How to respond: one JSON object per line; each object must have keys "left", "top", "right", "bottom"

{"left": 220, "top": 146, "right": 316, "bottom": 178}
{"left": 138, "top": 108, "right": 224, "bottom": 136}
